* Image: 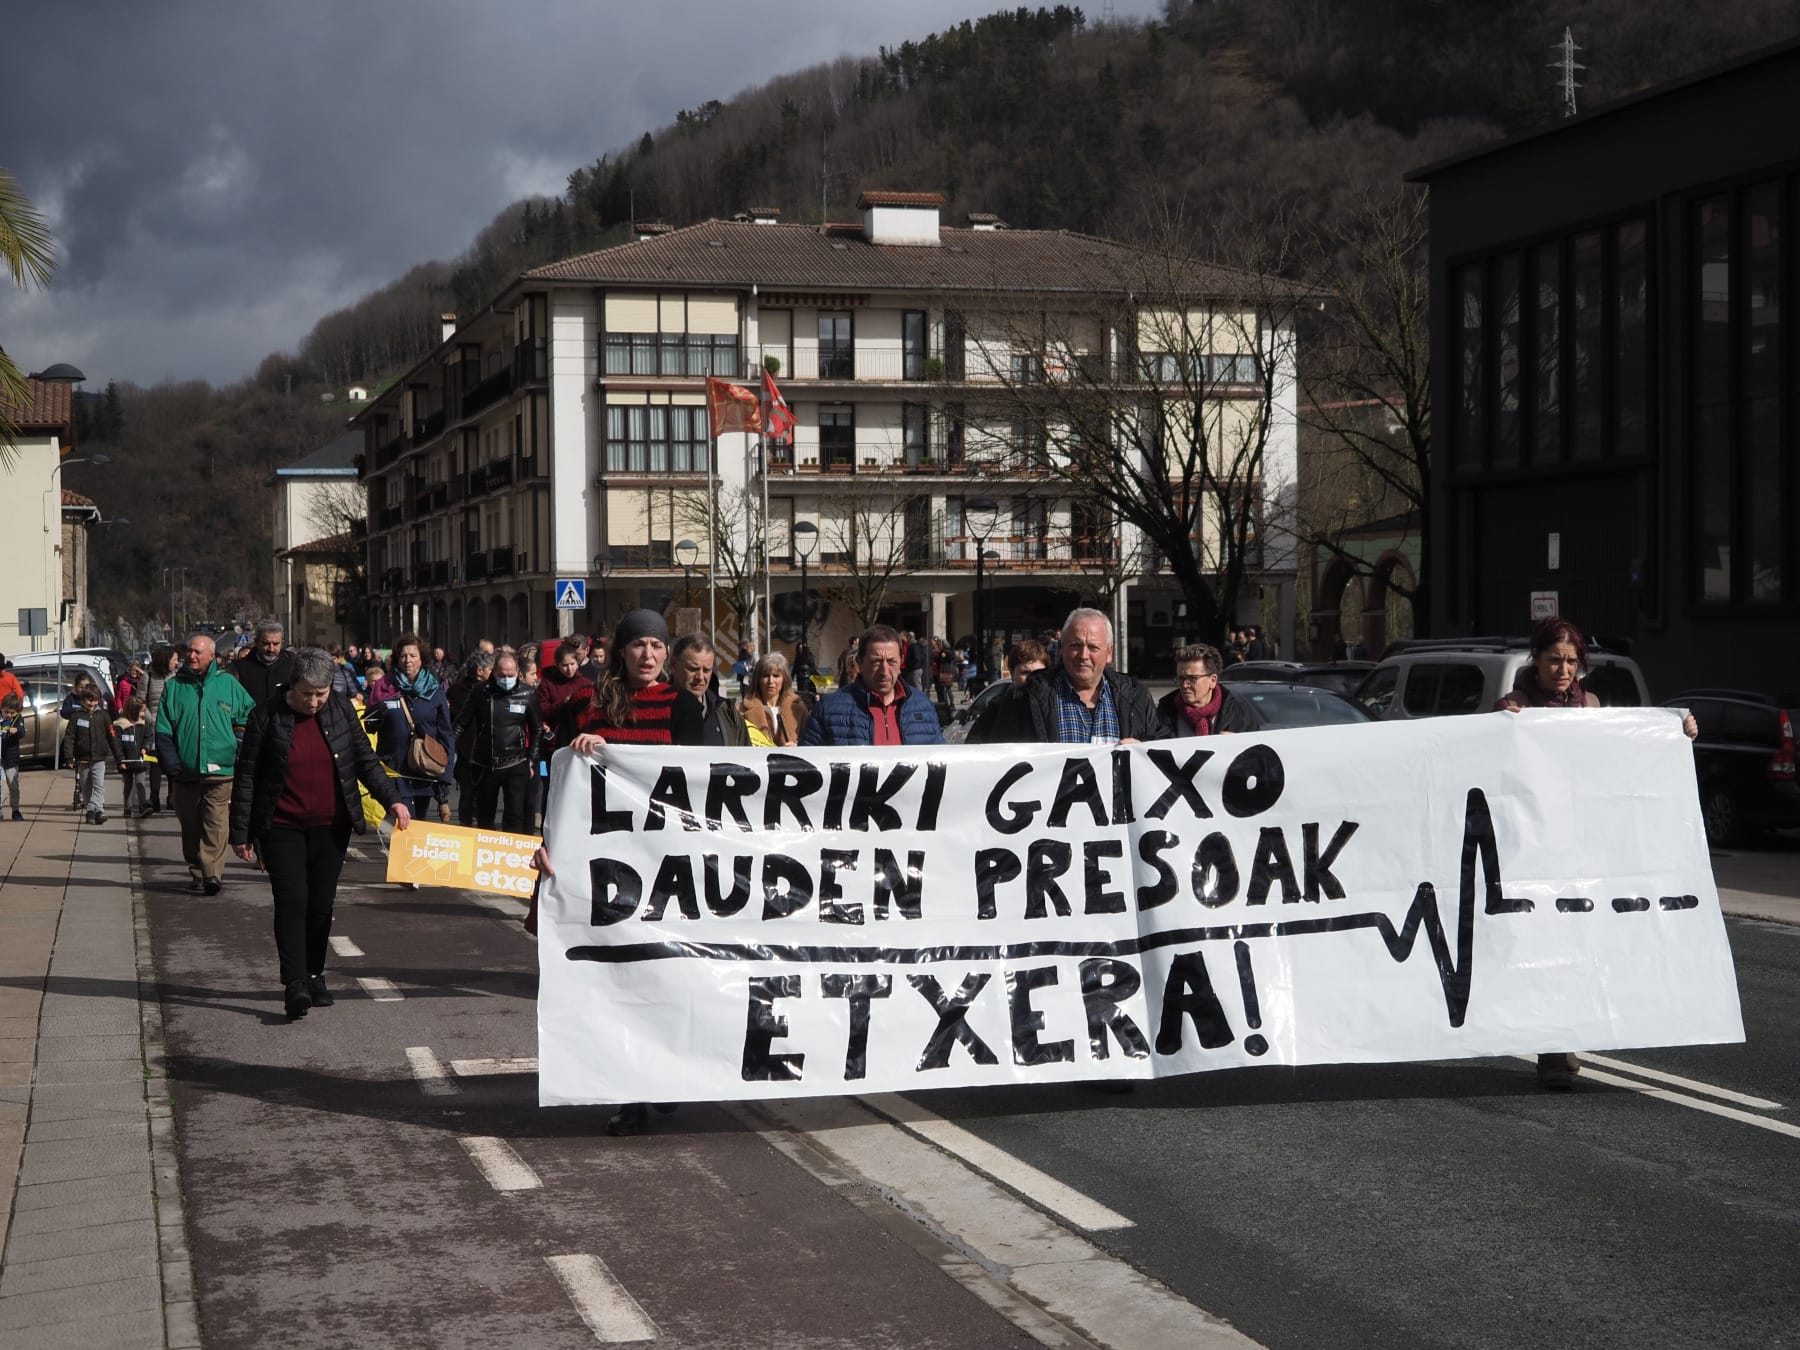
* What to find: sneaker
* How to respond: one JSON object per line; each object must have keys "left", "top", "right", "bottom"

{"left": 283, "top": 981, "right": 312, "bottom": 1020}
{"left": 9, "top": 811, "right": 22, "bottom": 822}
{"left": 203, "top": 877, "right": 222, "bottom": 896}
{"left": 93, "top": 812, "right": 107, "bottom": 825}
{"left": 187, "top": 879, "right": 204, "bottom": 894}
{"left": 605, "top": 1103, "right": 648, "bottom": 1136}
{"left": 306, "top": 975, "right": 334, "bottom": 1008}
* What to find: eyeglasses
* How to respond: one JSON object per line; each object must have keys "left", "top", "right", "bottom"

{"left": 1176, "top": 673, "right": 1216, "bottom": 685}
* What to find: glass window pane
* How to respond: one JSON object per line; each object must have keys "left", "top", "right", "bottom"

{"left": 632, "top": 334, "right": 655, "bottom": 375}
{"left": 1454, "top": 264, "right": 1484, "bottom": 468}
{"left": 1493, "top": 252, "right": 1521, "bottom": 468}
{"left": 1694, "top": 197, "right": 1732, "bottom": 601}
{"left": 1531, "top": 241, "right": 1561, "bottom": 463}
{"left": 1614, "top": 220, "right": 1649, "bottom": 459}
{"left": 1571, "top": 231, "right": 1603, "bottom": 460}
{"left": 1746, "top": 184, "right": 1783, "bottom": 601}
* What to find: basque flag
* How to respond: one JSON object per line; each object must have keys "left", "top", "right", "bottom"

{"left": 763, "top": 369, "right": 795, "bottom": 442}
{"left": 705, "top": 377, "right": 762, "bottom": 437}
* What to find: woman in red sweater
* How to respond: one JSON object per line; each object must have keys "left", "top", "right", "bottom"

{"left": 533, "top": 609, "right": 704, "bottom": 1134}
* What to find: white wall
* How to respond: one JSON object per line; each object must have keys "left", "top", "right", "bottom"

{"left": 549, "top": 292, "right": 600, "bottom": 576}
{"left": 0, "top": 433, "right": 64, "bottom": 654}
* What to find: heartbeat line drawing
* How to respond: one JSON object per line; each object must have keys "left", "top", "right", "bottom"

{"left": 566, "top": 788, "right": 1699, "bottom": 1030}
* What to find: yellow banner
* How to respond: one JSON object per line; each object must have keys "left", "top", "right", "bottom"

{"left": 384, "top": 822, "right": 542, "bottom": 897}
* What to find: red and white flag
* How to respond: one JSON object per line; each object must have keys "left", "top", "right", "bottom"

{"left": 705, "top": 377, "right": 762, "bottom": 437}
{"left": 763, "top": 369, "right": 795, "bottom": 443}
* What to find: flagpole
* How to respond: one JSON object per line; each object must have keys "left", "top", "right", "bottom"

{"left": 760, "top": 385, "right": 772, "bottom": 654}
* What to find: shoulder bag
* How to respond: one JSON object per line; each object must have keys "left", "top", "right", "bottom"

{"left": 398, "top": 691, "right": 449, "bottom": 779}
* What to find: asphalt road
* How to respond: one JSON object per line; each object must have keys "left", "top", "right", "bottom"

{"left": 908, "top": 914, "right": 1800, "bottom": 1350}
{"left": 140, "top": 805, "right": 1798, "bottom": 1350}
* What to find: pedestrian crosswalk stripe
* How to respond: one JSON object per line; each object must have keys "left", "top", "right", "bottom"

{"left": 460, "top": 1136, "right": 541, "bottom": 1192}
{"left": 546, "top": 1254, "right": 659, "bottom": 1343}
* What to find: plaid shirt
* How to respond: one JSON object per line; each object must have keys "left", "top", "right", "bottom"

{"left": 1053, "top": 670, "right": 1120, "bottom": 744}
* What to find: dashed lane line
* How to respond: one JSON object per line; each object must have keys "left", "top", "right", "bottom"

{"left": 1576, "top": 1053, "right": 1785, "bottom": 1111}
{"left": 329, "top": 935, "right": 364, "bottom": 958}
{"left": 860, "top": 1092, "right": 1134, "bottom": 1232}
{"left": 357, "top": 975, "right": 403, "bottom": 1001}
{"left": 469, "top": 894, "right": 531, "bottom": 921}
{"left": 545, "top": 1253, "right": 660, "bottom": 1343}
{"left": 1567, "top": 1064, "right": 1800, "bottom": 1142}
{"left": 405, "top": 1046, "right": 458, "bottom": 1097}
{"left": 459, "top": 1136, "right": 542, "bottom": 1191}
{"left": 452, "top": 1056, "right": 539, "bottom": 1077}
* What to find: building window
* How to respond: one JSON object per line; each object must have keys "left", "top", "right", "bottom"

{"left": 944, "top": 310, "right": 967, "bottom": 380}
{"left": 1014, "top": 412, "right": 1048, "bottom": 469}
{"left": 1453, "top": 263, "right": 1484, "bottom": 469}
{"left": 902, "top": 403, "right": 929, "bottom": 465}
{"left": 1208, "top": 354, "right": 1262, "bottom": 385}
{"left": 1010, "top": 353, "right": 1045, "bottom": 384}
{"left": 819, "top": 313, "right": 854, "bottom": 379}
{"left": 903, "top": 311, "right": 927, "bottom": 381}
{"left": 1570, "top": 230, "right": 1604, "bottom": 461}
{"left": 904, "top": 495, "right": 932, "bottom": 565}
{"left": 1493, "top": 251, "right": 1522, "bottom": 468}
{"left": 1530, "top": 240, "right": 1562, "bottom": 465}
{"left": 945, "top": 402, "right": 966, "bottom": 464}
{"left": 1013, "top": 499, "right": 1047, "bottom": 560}
{"left": 605, "top": 405, "right": 710, "bottom": 474}
{"left": 604, "top": 332, "right": 738, "bottom": 377}
{"left": 819, "top": 405, "right": 854, "bottom": 470}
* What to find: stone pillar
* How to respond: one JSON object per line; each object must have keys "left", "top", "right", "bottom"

{"left": 929, "top": 591, "right": 950, "bottom": 643}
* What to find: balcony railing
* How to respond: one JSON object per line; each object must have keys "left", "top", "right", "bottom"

{"left": 462, "top": 367, "right": 514, "bottom": 419}
{"left": 489, "top": 547, "right": 515, "bottom": 578}
{"left": 744, "top": 345, "right": 1114, "bottom": 386}
{"left": 374, "top": 435, "right": 404, "bottom": 469}
{"left": 466, "top": 552, "right": 489, "bottom": 582}
{"left": 376, "top": 505, "right": 404, "bottom": 531}
{"left": 412, "top": 408, "right": 446, "bottom": 443}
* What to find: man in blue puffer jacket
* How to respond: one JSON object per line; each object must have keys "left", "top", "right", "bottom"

{"left": 800, "top": 624, "right": 943, "bottom": 747}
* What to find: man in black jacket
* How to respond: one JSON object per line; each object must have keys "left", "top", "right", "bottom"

{"left": 232, "top": 619, "right": 296, "bottom": 707}
{"left": 968, "top": 608, "right": 1161, "bottom": 746}
{"left": 670, "top": 633, "right": 749, "bottom": 748}
{"left": 451, "top": 651, "right": 541, "bottom": 831}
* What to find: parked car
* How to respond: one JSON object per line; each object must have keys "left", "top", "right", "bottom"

{"left": 1664, "top": 690, "right": 1800, "bottom": 846}
{"left": 944, "top": 679, "right": 1012, "bottom": 744}
{"left": 1222, "top": 660, "right": 1376, "bottom": 698}
{"left": 12, "top": 675, "right": 76, "bottom": 764}
{"left": 1223, "top": 683, "right": 1376, "bottom": 731}
{"left": 1353, "top": 639, "right": 1650, "bottom": 720}
{"left": 7, "top": 652, "right": 116, "bottom": 702}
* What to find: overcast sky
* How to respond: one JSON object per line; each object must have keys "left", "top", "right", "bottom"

{"left": 1, "top": 1, "right": 1161, "bottom": 390}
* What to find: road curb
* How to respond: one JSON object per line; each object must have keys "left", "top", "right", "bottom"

{"left": 129, "top": 820, "right": 202, "bottom": 1350}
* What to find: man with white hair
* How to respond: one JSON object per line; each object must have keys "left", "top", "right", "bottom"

{"left": 156, "top": 632, "right": 256, "bottom": 893}
{"left": 968, "top": 607, "right": 1161, "bottom": 746}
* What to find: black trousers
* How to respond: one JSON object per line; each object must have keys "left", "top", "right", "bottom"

{"left": 473, "top": 761, "right": 532, "bottom": 831}
{"left": 260, "top": 821, "right": 352, "bottom": 988}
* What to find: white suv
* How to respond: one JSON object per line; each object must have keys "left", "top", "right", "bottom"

{"left": 1355, "top": 640, "right": 1652, "bottom": 720}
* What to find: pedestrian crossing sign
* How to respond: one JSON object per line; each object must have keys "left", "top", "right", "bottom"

{"left": 554, "top": 579, "right": 587, "bottom": 610}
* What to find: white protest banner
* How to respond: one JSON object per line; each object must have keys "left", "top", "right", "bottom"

{"left": 536, "top": 710, "right": 1743, "bottom": 1106}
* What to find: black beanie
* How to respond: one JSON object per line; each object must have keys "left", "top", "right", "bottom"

{"left": 612, "top": 608, "right": 670, "bottom": 648}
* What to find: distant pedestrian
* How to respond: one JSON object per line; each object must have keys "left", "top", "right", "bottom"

{"left": 1, "top": 692, "right": 25, "bottom": 821}
{"left": 671, "top": 633, "right": 749, "bottom": 747}
{"left": 1155, "top": 644, "right": 1254, "bottom": 737}
{"left": 156, "top": 632, "right": 256, "bottom": 893}
{"left": 141, "top": 646, "right": 180, "bottom": 814}
{"left": 0, "top": 654, "right": 22, "bottom": 713}
{"left": 114, "top": 697, "right": 151, "bottom": 816}
{"left": 366, "top": 633, "right": 456, "bottom": 827}
{"left": 1006, "top": 639, "right": 1048, "bottom": 686}
{"left": 969, "top": 608, "right": 1160, "bottom": 746}
{"left": 229, "top": 647, "right": 410, "bottom": 1020}
{"left": 452, "top": 651, "right": 540, "bottom": 830}
{"left": 739, "top": 652, "right": 808, "bottom": 747}
{"left": 63, "top": 682, "right": 122, "bottom": 825}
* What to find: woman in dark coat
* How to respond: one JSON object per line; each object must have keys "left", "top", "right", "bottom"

{"left": 1155, "top": 643, "right": 1258, "bottom": 737}
{"left": 365, "top": 631, "right": 456, "bottom": 824}
{"left": 230, "top": 647, "right": 412, "bottom": 1020}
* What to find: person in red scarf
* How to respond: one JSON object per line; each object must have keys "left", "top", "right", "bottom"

{"left": 528, "top": 608, "right": 704, "bottom": 1135}
{"left": 1495, "top": 615, "right": 1698, "bottom": 1090}
{"left": 1155, "top": 643, "right": 1256, "bottom": 737}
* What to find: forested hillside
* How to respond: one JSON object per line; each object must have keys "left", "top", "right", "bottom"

{"left": 71, "top": 0, "right": 1800, "bottom": 634}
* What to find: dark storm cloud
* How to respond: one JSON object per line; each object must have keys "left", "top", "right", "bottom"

{"left": 0, "top": 0, "right": 1160, "bottom": 387}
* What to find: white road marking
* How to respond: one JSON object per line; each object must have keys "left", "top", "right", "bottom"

{"left": 405, "top": 1046, "right": 458, "bottom": 1097}
{"left": 459, "top": 1136, "right": 541, "bottom": 1191}
{"left": 1577, "top": 1053, "right": 1785, "bottom": 1111}
{"left": 1576, "top": 1065, "right": 1800, "bottom": 1141}
{"left": 752, "top": 1097, "right": 1255, "bottom": 1349}
{"left": 860, "top": 1092, "right": 1134, "bottom": 1232}
{"left": 345, "top": 847, "right": 369, "bottom": 861}
{"left": 451, "top": 1057, "right": 539, "bottom": 1077}
{"left": 357, "top": 976, "right": 403, "bottom": 1001}
{"left": 329, "top": 936, "right": 364, "bottom": 958}
{"left": 470, "top": 894, "right": 531, "bottom": 920}
{"left": 545, "top": 1254, "right": 659, "bottom": 1343}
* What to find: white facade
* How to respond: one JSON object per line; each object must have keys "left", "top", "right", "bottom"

{"left": 0, "top": 421, "right": 70, "bottom": 656}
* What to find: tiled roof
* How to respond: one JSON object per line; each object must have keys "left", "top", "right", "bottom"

{"left": 279, "top": 429, "right": 362, "bottom": 474}
{"left": 61, "top": 487, "right": 95, "bottom": 507}
{"left": 522, "top": 220, "right": 1269, "bottom": 299}
{"left": 0, "top": 378, "right": 74, "bottom": 432}
{"left": 856, "top": 191, "right": 947, "bottom": 208}
{"left": 278, "top": 530, "right": 358, "bottom": 559}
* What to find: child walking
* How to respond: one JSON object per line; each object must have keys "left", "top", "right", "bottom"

{"left": 0, "top": 692, "right": 23, "bottom": 821}
{"left": 114, "top": 697, "right": 149, "bottom": 817}
{"left": 62, "top": 684, "right": 122, "bottom": 825}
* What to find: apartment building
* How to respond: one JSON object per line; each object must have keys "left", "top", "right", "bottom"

{"left": 271, "top": 429, "right": 364, "bottom": 647}
{"left": 353, "top": 194, "right": 1300, "bottom": 673}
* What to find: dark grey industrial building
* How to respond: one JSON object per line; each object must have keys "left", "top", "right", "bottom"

{"left": 1410, "top": 37, "right": 1800, "bottom": 698}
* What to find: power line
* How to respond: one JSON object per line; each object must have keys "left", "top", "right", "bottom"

{"left": 1550, "top": 27, "right": 1585, "bottom": 118}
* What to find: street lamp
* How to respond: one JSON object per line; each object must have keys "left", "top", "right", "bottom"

{"left": 162, "top": 566, "right": 188, "bottom": 640}
{"left": 966, "top": 497, "right": 998, "bottom": 682}
{"left": 791, "top": 520, "right": 818, "bottom": 661}
{"left": 591, "top": 551, "right": 613, "bottom": 630}
{"left": 982, "top": 549, "right": 1001, "bottom": 681}
{"left": 675, "top": 538, "right": 699, "bottom": 610}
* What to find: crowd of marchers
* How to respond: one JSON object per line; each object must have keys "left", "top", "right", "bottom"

{"left": 0, "top": 602, "right": 1698, "bottom": 1102}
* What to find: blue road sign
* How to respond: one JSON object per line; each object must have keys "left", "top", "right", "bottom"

{"left": 554, "top": 579, "right": 588, "bottom": 610}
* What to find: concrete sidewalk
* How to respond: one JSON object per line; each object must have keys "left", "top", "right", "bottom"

{"left": 0, "top": 770, "right": 196, "bottom": 1349}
